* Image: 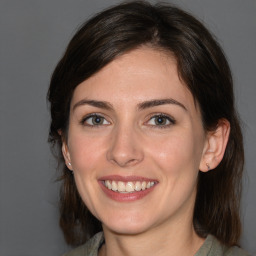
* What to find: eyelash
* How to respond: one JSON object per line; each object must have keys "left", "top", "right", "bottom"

{"left": 80, "top": 113, "right": 176, "bottom": 128}
{"left": 81, "top": 114, "right": 110, "bottom": 127}
{"left": 146, "top": 114, "right": 176, "bottom": 128}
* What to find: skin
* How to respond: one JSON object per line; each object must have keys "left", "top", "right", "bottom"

{"left": 62, "top": 47, "right": 230, "bottom": 256}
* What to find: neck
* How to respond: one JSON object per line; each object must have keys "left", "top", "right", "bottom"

{"left": 99, "top": 219, "right": 204, "bottom": 256}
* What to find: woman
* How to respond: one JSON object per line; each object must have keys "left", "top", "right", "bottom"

{"left": 48, "top": 1, "right": 249, "bottom": 255}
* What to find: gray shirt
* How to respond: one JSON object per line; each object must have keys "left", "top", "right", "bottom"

{"left": 63, "top": 232, "right": 250, "bottom": 256}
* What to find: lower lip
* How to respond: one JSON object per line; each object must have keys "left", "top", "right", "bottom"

{"left": 99, "top": 181, "right": 157, "bottom": 202}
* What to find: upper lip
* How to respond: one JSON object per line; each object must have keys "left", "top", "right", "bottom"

{"left": 99, "top": 175, "right": 157, "bottom": 182}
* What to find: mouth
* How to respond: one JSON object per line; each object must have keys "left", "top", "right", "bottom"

{"left": 103, "top": 180, "right": 157, "bottom": 193}
{"left": 99, "top": 175, "right": 158, "bottom": 201}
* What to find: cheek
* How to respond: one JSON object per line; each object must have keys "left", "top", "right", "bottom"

{"left": 67, "top": 134, "right": 107, "bottom": 218}
{"left": 146, "top": 130, "right": 205, "bottom": 197}
{"left": 68, "top": 134, "right": 105, "bottom": 173}
{"left": 149, "top": 133, "right": 198, "bottom": 172}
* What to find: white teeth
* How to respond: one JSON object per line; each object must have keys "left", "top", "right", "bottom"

{"left": 126, "top": 182, "right": 134, "bottom": 192}
{"left": 104, "top": 180, "right": 155, "bottom": 193}
{"left": 117, "top": 181, "right": 126, "bottom": 192}
{"left": 111, "top": 181, "right": 118, "bottom": 191}
{"left": 141, "top": 181, "right": 146, "bottom": 190}
{"left": 135, "top": 181, "right": 141, "bottom": 191}
{"left": 106, "top": 180, "right": 111, "bottom": 189}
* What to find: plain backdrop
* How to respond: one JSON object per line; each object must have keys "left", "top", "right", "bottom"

{"left": 0, "top": 0, "right": 255, "bottom": 255}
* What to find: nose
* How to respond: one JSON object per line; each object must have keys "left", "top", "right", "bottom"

{"left": 106, "top": 124, "right": 144, "bottom": 168}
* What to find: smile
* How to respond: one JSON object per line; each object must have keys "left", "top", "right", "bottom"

{"left": 104, "top": 180, "right": 156, "bottom": 193}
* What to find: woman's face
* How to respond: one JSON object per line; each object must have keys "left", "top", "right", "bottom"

{"left": 63, "top": 47, "right": 208, "bottom": 235}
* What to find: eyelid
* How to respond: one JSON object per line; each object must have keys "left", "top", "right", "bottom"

{"left": 81, "top": 113, "right": 111, "bottom": 126}
{"left": 145, "top": 113, "right": 176, "bottom": 127}
{"left": 80, "top": 112, "right": 175, "bottom": 128}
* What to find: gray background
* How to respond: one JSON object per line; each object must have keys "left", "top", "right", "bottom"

{"left": 0, "top": 0, "right": 255, "bottom": 255}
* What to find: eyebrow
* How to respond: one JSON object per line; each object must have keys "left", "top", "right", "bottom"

{"left": 72, "top": 99, "right": 113, "bottom": 111}
{"left": 138, "top": 98, "right": 187, "bottom": 111}
{"left": 72, "top": 98, "right": 187, "bottom": 112}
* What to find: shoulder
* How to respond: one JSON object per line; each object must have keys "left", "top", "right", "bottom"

{"left": 224, "top": 246, "right": 251, "bottom": 256}
{"left": 195, "top": 235, "right": 251, "bottom": 256}
{"left": 62, "top": 232, "right": 104, "bottom": 256}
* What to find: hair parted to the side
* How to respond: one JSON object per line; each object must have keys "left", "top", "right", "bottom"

{"left": 47, "top": 0, "right": 244, "bottom": 247}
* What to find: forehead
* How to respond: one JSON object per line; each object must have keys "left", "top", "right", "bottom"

{"left": 71, "top": 47, "right": 196, "bottom": 111}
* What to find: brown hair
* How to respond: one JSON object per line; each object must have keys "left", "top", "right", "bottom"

{"left": 48, "top": 0, "right": 244, "bottom": 247}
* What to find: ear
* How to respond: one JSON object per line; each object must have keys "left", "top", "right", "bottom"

{"left": 59, "top": 130, "right": 73, "bottom": 171}
{"left": 199, "top": 119, "right": 230, "bottom": 172}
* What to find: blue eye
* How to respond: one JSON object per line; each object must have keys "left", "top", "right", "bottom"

{"left": 83, "top": 114, "right": 110, "bottom": 126}
{"left": 147, "top": 115, "right": 175, "bottom": 126}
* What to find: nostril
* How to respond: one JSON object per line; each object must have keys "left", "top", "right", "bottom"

{"left": 127, "top": 158, "right": 138, "bottom": 164}
{"left": 111, "top": 158, "right": 138, "bottom": 167}
{"left": 108, "top": 153, "right": 143, "bottom": 167}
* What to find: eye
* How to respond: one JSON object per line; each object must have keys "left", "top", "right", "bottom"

{"left": 147, "top": 114, "right": 175, "bottom": 127}
{"left": 82, "top": 114, "right": 110, "bottom": 126}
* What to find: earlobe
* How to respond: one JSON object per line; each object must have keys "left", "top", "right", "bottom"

{"left": 199, "top": 119, "right": 230, "bottom": 172}
{"left": 62, "top": 142, "right": 73, "bottom": 170}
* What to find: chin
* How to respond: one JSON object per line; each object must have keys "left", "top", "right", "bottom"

{"left": 104, "top": 222, "right": 151, "bottom": 236}
{"left": 101, "top": 211, "right": 155, "bottom": 235}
